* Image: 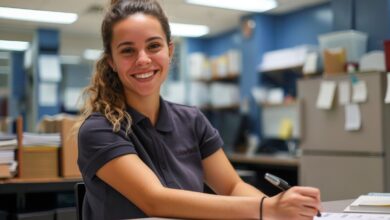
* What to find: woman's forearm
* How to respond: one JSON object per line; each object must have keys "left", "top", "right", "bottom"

{"left": 229, "top": 180, "right": 266, "bottom": 197}
{"left": 147, "top": 187, "right": 262, "bottom": 220}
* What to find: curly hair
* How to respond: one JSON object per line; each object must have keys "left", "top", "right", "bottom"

{"left": 77, "top": 0, "right": 172, "bottom": 133}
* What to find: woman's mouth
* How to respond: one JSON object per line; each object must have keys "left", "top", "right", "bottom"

{"left": 133, "top": 70, "right": 158, "bottom": 80}
{"left": 134, "top": 71, "right": 154, "bottom": 79}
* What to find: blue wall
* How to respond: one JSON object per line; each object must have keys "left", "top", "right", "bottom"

{"left": 186, "top": 30, "right": 241, "bottom": 57}
{"left": 332, "top": 0, "right": 390, "bottom": 50}
{"left": 9, "top": 52, "right": 26, "bottom": 121}
{"left": 274, "top": 3, "right": 333, "bottom": 49}
{"left": 186, "top": 38, "right": 208, "bottom": 54}
{"left": 204, "top": 30, "right": 241, "bottom": 57}
{"left": 241, "top": 14, "right": 275, "bottom": 134}
{"left": 34, "top": 29, "right": 61, "bottom": 121}
{"left": 354, "top": 0, "right": 390, "bottom": 50}
{"left": 332, "top": 0, "right": 354, "bottom": 30}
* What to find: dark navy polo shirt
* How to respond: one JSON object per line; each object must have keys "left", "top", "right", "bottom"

{"left": 78, "top": 99, "right": 223, "bottom": 220}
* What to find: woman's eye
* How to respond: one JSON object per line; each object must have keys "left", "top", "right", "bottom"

{"left": 148, "top": 43, "right": 161, "bottom": 51}
{"left": 121, "top": 48, "right": 134, "bottom": 54}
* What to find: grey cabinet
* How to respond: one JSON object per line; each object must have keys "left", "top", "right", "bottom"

{"left": 298, "top": 72, "right": 390, "bottom": 201}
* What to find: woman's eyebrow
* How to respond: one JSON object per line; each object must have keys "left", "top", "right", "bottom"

{"left": 146, "top": 36, "right": 163, "bottom": 42}
{"left": 116, "top": 36, "right": 163, "bottom": 49}
{"left": 117, "top": 41, "right": 134, "bottom": 49}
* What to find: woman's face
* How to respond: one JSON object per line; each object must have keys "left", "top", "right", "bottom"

{"left": 109, "top": 13, "right": 173, "bottom": 99}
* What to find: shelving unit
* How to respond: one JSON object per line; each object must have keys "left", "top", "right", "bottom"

{"left": 0, "top": 116, "right": 81, "bottom": 219}
{"left": 186, "top": 49, "right": 244, "bottom": 155}
{"left": 194, "top": 73, "right": 240, "bottom": 83}
{"left": 257, "top": 64, "right": 305, "bottom": 143}
{"left": 261, "top": 65, "right": 303, "bottom": 75}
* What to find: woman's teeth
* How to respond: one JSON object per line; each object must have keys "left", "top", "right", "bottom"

{"left": 134, "top": 71, "right": 154, "bottom": 79}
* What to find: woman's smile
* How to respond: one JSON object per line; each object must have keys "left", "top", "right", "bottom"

{"left": 132, "top": 69, "right": 159, "bottom": 81}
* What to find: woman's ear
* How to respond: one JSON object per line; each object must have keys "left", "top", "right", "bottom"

{"left": 168, "top": 41, "right": 175, "bottom": 61}
{"left": 107, "top": 56, "right": 117, "bottom": 72}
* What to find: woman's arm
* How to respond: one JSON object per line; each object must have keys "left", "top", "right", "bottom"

{"left": 97, "top": 152, "right": 321, "bottom": 219}
{"left": 97, "top": 154, "right": 262, "bottom": 219}
{"left": 202, "top": 148, "right": 322, "bottom": 220}
{"left": 202, "top": 148, "right": 265, "bottom": 197}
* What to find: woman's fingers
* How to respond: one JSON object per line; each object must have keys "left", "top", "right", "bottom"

{"left": 288, "top": 187, "right": 322, "bottom": 217}
{"left": 292, "top": 186, "right": 321, "bottom": 200}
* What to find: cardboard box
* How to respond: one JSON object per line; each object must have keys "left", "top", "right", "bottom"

{"left": 323, "top": 48, "right": 347, "bottom": 75}
{"left": 19, "top": 147, "right": 59, "bottom": 178}
{"left": 60, "top": 118, "right": 81, "bottom": 178}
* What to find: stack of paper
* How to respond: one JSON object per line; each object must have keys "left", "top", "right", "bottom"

{"left": 316, "top": 212, "right": 390, "bottom": 219}
{"left": 344, "top": 195, "right": 390, "bottom": 214}
{"left": 0, "top": 133, "right": 18, "bottom": 178}
{"left": 23, "top": 132, "right": 61, "bottom": 147}
{"left": 0, "top": 133, "right": 17, "bottom": 151}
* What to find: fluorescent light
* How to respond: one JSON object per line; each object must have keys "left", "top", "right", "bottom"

{"left": 83, "top": 49, "right": 103, "bottom": 60}
{"left": 0, "top": 40, "right": 29, "bottom": 51}
{"left": 0, "top": 7, "right": 78, "bottom": 24}
{"left": 186, "top": 0, "right": 277, "bottom": 12}
{"left": 170, "top": 23, "right": 209, "bottom": 37}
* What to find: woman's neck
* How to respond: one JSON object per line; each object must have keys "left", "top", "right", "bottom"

{"left": 126, "top": 94, "right": 160, "bottom": 126}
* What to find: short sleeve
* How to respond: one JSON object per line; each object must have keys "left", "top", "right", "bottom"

{"left": 194, "top": 109, "right": 224, "bottom": 159}
{"left": 78, "top": 113, "right": 137, "bottom": 179}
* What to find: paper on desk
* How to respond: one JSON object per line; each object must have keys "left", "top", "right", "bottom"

{"left": 338, "top": 81, "right": 350, "bottom": 105}
{"left": 316, "top": 81, "right": 336, "bottom": 109}
{"left": 345, "top": 103, "right": 361, "bottom": 131}
{"left": 315, "top": 212, "right": 390, "bottom": 220}
{"left": 385, "top": 73, "right": 390, "bottom": 104}
{"left": 352, "top": 80, "right": 368, "bottom": 103}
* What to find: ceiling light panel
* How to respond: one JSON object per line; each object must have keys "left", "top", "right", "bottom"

{"left": 186, "top": 0, "right": 277, "bottom": 12}
{"left": 0, "top": 40, "right": 29, "bottom": 51}
{"left": 170, "top": 23, "right": 209, "bottom": 37}
{"left": 0, "top": 7, "right": 78, "bottom": 24}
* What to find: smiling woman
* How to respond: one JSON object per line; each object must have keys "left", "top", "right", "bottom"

{"left": 75, "top": 0, "right": 322, "bottom": 219}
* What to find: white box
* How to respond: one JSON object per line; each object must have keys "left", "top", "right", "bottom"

{"left": 259, "top": 45, "right": 317, "bottom": 72}
{"left": 318, "top": 30, "right": 368, "bottom": 63}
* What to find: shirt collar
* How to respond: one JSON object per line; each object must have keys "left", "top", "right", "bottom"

{"left": 126, "top": 105, "right": 146, "bottom": 125}
{"left": 126, "top": 97, "right": 173, "bottom": 133}
{"left": 155, "top": 98, "right": 173, "bottom": 132}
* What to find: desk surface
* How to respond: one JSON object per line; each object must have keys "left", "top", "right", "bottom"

{"left": 0, "top": 177, "right": 82, "bottom": 194}
{"left": 322, "top": 199, "right": 354, "bottom": 212}
{"left": 135, "top": 199, "right": 354, "bottom": 220}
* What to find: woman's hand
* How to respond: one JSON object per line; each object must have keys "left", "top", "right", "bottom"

{"left": 263, "top": 186, "right": 322, "bottom": 220}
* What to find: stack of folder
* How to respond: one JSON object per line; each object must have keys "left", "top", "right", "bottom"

{"left": 344, "top": 194, "right": 390, "bottom": 214}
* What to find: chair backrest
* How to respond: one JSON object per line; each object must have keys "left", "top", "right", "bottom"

{"left": 74, "top": 182, "right": 86, "bottom": 220}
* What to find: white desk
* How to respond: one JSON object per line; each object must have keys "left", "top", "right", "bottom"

{"left": 134, "top": 199, "right": 354, "bottom": 220}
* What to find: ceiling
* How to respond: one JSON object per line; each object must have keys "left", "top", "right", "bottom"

{"left": 0, "top": 0, "right": 330, "bottom": 56}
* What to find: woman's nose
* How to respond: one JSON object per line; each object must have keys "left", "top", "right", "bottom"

{"left": 136, "top": 50, "right": 151, "bottom": 66}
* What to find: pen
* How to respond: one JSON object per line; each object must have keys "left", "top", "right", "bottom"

{"left": 265, "top": 173, "right": 322, "bottom": 217}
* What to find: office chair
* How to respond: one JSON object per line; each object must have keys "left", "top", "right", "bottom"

{"left": 74, "top": 182, "right": 86, "bottom": 220}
